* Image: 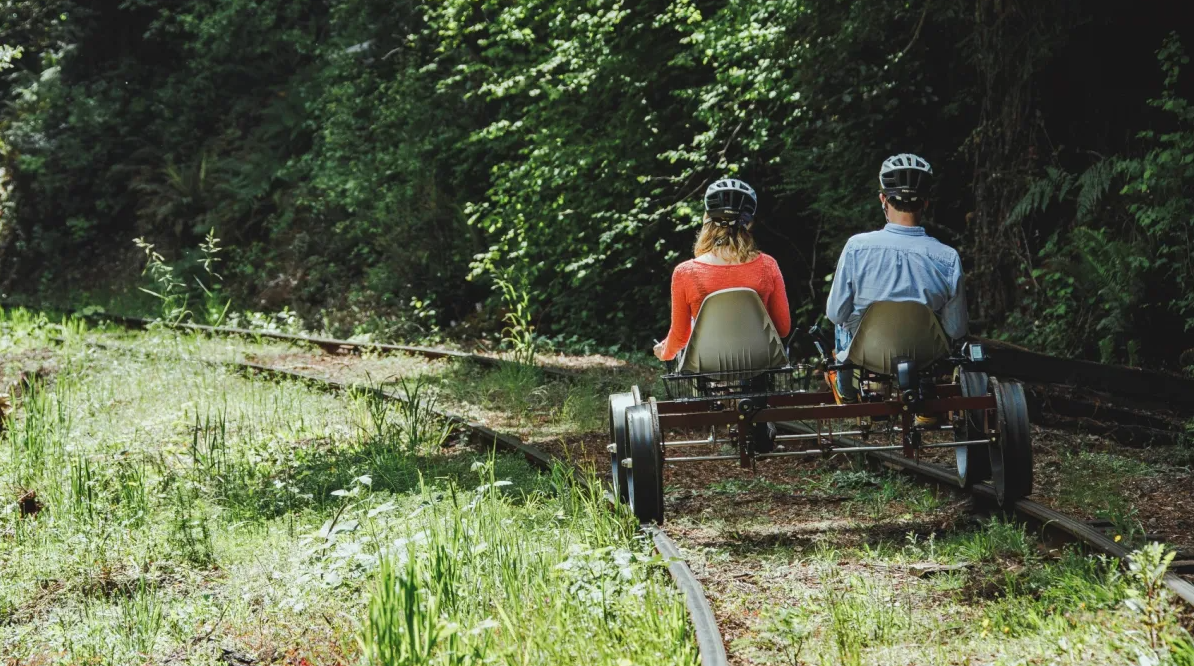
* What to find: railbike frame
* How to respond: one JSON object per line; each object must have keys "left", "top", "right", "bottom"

{"left": 653, "top": 385, "right": 997, "bottom": 468}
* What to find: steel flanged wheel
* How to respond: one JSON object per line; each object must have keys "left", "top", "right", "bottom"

{"left": 955, "top": 369, "right": 993, "bottom": 487}
{"left": 607, "top": 387, "right": 640, "bottom": 503}
{"left": 988, "top": 378, "right": 1033, "bottom": 505}
{"left": 625, "top": 399, "right": 665, "bottom": 524}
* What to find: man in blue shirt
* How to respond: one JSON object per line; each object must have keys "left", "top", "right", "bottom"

{"left": 826, "top": 153, "right": 968, "bottom": 400}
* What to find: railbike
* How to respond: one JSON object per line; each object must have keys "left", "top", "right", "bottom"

{"left": 608, "top": 290, "right": 1033, "bottom": 524}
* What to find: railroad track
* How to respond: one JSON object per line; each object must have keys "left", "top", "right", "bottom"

{"left": 26, "top": 307, "right": 1194, "bottom": 652}
{"left": 80, "top": 327, "right": 1194, "bottom": 608}
{"left": 182, "top": 345, "right": 1194, "bottom": 628}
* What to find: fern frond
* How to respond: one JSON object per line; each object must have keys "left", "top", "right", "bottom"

{"left": 1075, "top": 160, "right": 1115, "bottom": 222}
{"left": 1005, "top": 168, "right": 1074, "bottom": 227}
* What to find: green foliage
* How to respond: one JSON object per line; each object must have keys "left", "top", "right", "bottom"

{"left": 0, "top": 45, "right": 20, "bottom": 70}
{"left": 1003, "top": 34, "right": 1193, "bottom": 366}
{"left": 1117, "top": 34, "right": 1194, "bottom": 331}
{"left": 2, "top": 1, "right": 1193, "bottom": 369}
{"left": 134, "top": 237, "right": 188, "bottom": 323}
{"left": 0, "top": 0, "right": 971, "bottom": 347}
{"left": 361, "top": 553, "right": 469, "bottom": 666}
{"left": 133, "top": 230, "right": 229, "bottom": 324}
{"left": 0, "top": 316, "right": 694, "bottom": 663}
{"left": 1124, "top": 542, "right": 1179, "bottom": 654}
{"left": 494, "top": 269, "right": 538, "bottom": 368}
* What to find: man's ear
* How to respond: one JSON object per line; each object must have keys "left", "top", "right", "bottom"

{"left": 879, "top": 192, "right": 887, "bottom": 206}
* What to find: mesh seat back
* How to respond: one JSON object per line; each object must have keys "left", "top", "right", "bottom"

{"left": 678, "top": 288, "right": 788, "bottom": 376}
{"left": 846, "top": 301, "right": 951, "bottom": 375}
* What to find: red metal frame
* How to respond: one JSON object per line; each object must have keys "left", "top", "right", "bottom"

{"left": 654, "top": 384, "right": 964, "bottom": 415}
{"left": 649, "top": 382, "right": 997, "bottom": 468}
{"left": 656, "top": 393, "right": 995, "bottom": 430}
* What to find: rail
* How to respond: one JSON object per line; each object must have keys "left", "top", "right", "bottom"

{"left": 19, "top": 305, "right": 576, "bottom": 379}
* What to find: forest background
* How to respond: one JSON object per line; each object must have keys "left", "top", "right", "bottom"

{"left": 1, "top": 0, "right": 1192, "bottom": 371}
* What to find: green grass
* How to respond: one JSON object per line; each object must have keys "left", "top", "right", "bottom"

{"left": 720, "top": 518, "right": 1190, "bottom": 665}
{"left": 1054, "top": 449, "right": 1158, "bottom": 545}
{"left": 69, "top": 314, "right": 634, "bottom": 445}
{"left": 674, "top": 455, "right": 1192, "bottom": 666}
{"left": 0, "top": 307, "right": 697, "bottom": 665}
{"left": 7, "top": 306, "right": 1194, "bottom": 666}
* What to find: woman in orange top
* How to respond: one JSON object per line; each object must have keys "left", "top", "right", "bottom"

{"left": 653, "top": 179, "right": 791, "bottom": 361}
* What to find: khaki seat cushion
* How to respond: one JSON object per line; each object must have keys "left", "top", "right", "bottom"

{"left": 846, "top": 301, "right": 951, "bottom": 375}
{"left": 678, "top": 288, "right": 789, "bottom": 377}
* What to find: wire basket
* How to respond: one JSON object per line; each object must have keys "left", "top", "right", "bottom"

{"left": 662, "top": 365, "right": 815, "bottom": 400}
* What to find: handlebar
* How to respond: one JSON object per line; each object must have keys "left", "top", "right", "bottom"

{"left": 807, "top": 324, "right": 832, "bottom": 360}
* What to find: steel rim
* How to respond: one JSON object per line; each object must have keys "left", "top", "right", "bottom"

{"left": 955, "top": 369, "right": 992, "bottom": 487}
{"left": 607, "top": 388, "right": 640, "bottom": 503}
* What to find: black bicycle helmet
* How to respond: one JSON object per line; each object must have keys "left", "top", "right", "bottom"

{"left": 878, "top": 153, "right": 933, "bottom": 206}
{"left": 704, "top": 178, "right": 758, "bottom": 226}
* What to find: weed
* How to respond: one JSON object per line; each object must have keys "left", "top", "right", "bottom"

{"left": 948, "top": 516, "right": 1033, "bottom": 562}
{"left": 1101, "top": 504, "right": 1147, "bottom": 548}
{"left": 114, "top": 455, "right": 151, "bottom": 524}
{"left": 189, "top": 406, "right": 229, "bottom": 484}
{"left": 360, "top": 552, "right": 470, "bottom": 665}
{"left": 134, "top": 237, "right": 189, "bottom": 324}
{"left": 133, "top": 230, "right": 230, "bottom": 325}
{"left": 494, "top": 269, "right": 538, "bottom": 368}
{"left": 1125, "top": 542, "right": 1178, "bottom": 652}
{"left": 195, "top": 228, "right": 231, "bottom": 325}
{"left": 761, "top": 606, "right": 812, "bottom": 666}
{"left": 558, "top": 386, "right": 605, "bottom": 433}
{"left": 68, "top": 453, "right": 96, "bottom": 522}
{"left": 168, "top": 483, "right": 216, "bottom": 567}
{"left": 1171, "top": 634, "right": 1194, "bottom": 666}
{"left": 822, "top": 571, "right": 911, "bottom": 665}
{"left": 119, "top": 577, "right": 164, "bottom": 656}
{"left": 392, "top": 376, "right": 454, "bottom": 455}
{"left": 354, "top": 376, "right": 454, "bottom": 461}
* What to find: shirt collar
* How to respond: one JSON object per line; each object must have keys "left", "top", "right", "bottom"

{"left": 883, "top": 222, "right": 926, "bottom": 236}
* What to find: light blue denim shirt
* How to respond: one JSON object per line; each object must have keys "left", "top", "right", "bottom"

{"left": 826, "top": 223, "right": 968, "bottom": 359}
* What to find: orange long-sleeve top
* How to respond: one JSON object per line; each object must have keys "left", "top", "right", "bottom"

{"left": 660, "top": 253, "right": 792, "bottom": 361}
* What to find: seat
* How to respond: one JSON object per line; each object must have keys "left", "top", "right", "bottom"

{"left": 677, "top": 288, "right": 789, "bottom": 377}
{"left": 845, "top": 301, "right": 951, "bottom": 375}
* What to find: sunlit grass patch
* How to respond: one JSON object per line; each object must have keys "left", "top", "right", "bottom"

{"left": 0, "top": 327, "right": 697, "bottom": 665}
{"left": 431, "top": 358, "right": 620, "bottom": 436}
{"left": 357, "top": 463, "right": 695, "bottom": 664}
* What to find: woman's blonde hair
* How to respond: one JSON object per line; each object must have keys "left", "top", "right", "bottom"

{"left": 693, "top": 214, "right": 759, "bottom": 263}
